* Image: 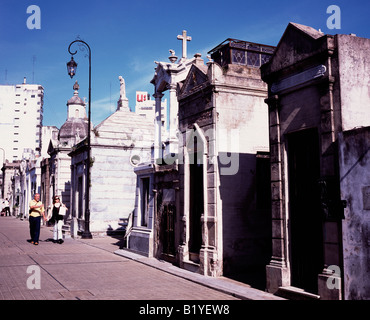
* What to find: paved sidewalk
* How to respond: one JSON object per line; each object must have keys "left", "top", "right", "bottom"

{"left": 0, "top": 216, "right": 283, "bottom": 300}
{"left": 112, "top": 250, "right": 284, "bottom": 300}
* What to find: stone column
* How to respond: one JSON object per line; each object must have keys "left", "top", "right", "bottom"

{"left": 317, "top": 71, "right": 342, "bottom": 300}
{"left": 153, "top": 92, "right": 164, "bottom": 161}
{"left": 178, "top": 148, "right": 190, "bottom": 269}
{"left": 168, "top": 83, "right": 179, "bottom": 154}
{"left": 184, "top": 122, "right": 219, "bottom": 277}
{"left": 265, "top": 95, "right": 289, "bottom": 294}
{"left": 69, "top": 163, "right": 75, "bottom": 217}
{"left": 69, "top": 163, "right": 78, "bottom": 239}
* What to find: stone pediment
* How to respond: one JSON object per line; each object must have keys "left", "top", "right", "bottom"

{"left": 261, "top": 22, "right": 328, "bottom": 77}
{"left": 151, "top": 57, "right": 196, "bottom": 93}
{"left": 178, "top": 64, "right": 209, "bottom": 99}
{"left": 47, "top": 139, "right": 58, "bottom": 155}
{"left": 151, "top": 62, "right": 172, "bottom": 92}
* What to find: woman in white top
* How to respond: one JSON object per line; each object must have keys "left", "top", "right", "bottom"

{"left": 47, "top": 196, "right": 67, "bottom": 244}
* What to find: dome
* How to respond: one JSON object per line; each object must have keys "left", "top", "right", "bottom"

{"left": 58, "top": 81, "right": 89, "bottom": 147}
{"left": 58, "top": 118, "right": 88, "bottom": 146}
{"left": 67, "top": 92, "right": 85, "bottom": 106}
{"left": 67, "top": 81, "right": 85, "bottom": 106}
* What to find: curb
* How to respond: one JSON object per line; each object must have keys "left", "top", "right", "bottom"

{"left": 114, "top": 249, "right": 285, "bottom": 300}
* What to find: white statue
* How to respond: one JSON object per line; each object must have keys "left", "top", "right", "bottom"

{"left": 119, "top": 76, "right": 126, "bottom": 99}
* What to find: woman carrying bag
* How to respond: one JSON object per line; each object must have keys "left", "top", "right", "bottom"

{"left": 47, "top": 196, "right": 67, "bottom": 244}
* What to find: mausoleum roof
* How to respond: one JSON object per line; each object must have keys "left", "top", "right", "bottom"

{"left": 92, "top": 108, "right": 155, "bottom": 148}
{"left": 67, "top": 93, "right": 85, "bottom": 106}
{"left": 289, "top": 22, "right": 324, "bottom": 39}
{"left": 58, "top": 118, "right": 88, "bottom": 147}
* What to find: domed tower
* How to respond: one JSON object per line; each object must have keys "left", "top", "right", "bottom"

{"left": 58, "top": 81, "right": 88, "bottom": 146}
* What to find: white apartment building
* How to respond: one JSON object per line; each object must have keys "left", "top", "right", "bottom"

{"left": 135, "top": 91, "right": 168, "bottom": 133}
{"left": 0, "top": 77, "right": 44, "bottom": 162}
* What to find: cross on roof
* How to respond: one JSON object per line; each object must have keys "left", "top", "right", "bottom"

{"left": 177, "top": 30, "right": 192, "bottom": 59}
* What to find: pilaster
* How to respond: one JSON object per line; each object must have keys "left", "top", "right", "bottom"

{"left": 317, "top": 74, "right": 343, "bottom": 300}
{"left": 265, "top": 95, "right": 289, "bottom": 293}
{"left": 153, "top": 92, "right": 164, "bottom": 160}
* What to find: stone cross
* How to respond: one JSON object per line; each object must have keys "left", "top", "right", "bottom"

{"left": 177, "top": 30, "right": 192, "bottom": 59}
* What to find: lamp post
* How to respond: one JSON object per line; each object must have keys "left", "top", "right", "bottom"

{"left": 0, "top": 147, "right": 5, "bottom": 199}
{"left": 67, "top": 39, "right": 92, "bottom": 239}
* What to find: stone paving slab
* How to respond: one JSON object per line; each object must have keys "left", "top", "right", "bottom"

{"left": 114, "top": 249, "right": 285, "bottom": 300}
{"left": 0, "top": 217, "right": 242, "bottom": 300}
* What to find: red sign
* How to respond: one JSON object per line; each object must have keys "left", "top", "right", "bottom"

{"left": 137, "top": 92, "right": 148, "bottom": 102}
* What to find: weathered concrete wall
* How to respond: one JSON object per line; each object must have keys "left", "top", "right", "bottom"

{"left": 216, "top": 91, "right": 269, "bottom": 155}
{"left": 339, "top": 126, "right": 370, "bottom": 300}
{"left": 337, "top": 35, "right": 370, "bottom": 131}
{"left": 215, "top": 76, "right": 270, "bottom": 282}
{"left": 90, "top": 147, "right": 137, "bottom": 233}
{"left": 279, "top": 85, "right": 322, "bottom": 135}
{"left": 56, "top": 152, "right": 72, "bottom": 209}
{"left": 214, "top": 63, "right": 271, "bottom": 287}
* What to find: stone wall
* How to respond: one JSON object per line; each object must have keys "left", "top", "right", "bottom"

{"left": 339, "top": 126, "right": 370, "bottom": 300}
{"left": 337, "top": 35, "right": 370, "bottom": 131}
{"left": 90, "top": 146, "right": 137, "bottom": 233}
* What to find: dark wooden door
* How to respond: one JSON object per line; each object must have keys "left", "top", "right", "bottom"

{"left": 189, "top": 149, "right": 203, "bottom": 261}
{"left": 162, "top": 204, "right": 176, "bottom": 256}
{"left": 78, "top": 176, "right": 83, "bottom": 219}
{"left": 288, "top": 129, "right": 323, "bottom": 293}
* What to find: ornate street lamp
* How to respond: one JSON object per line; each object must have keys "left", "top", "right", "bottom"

{"left": 66, "top": 56, "right": 77, "bottom": 78}
{"left": 67, "top": 39, "right": 92, "bottom": 239}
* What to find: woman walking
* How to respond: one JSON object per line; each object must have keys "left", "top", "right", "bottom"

{"left": 47, "top": 196, "right": 67, "bottom": 244}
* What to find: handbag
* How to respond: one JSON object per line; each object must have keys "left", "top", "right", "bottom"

{"left": 59, "top": 206, "right": 67, "bottom": 216}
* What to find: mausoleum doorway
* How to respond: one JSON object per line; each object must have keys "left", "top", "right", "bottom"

{"left": 287, "top": 128, "right": 323, "bottom": 293}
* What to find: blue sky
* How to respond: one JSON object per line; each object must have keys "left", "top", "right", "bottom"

{"left": 1, "top": 0, "right": 369, "bottom": 129}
